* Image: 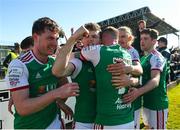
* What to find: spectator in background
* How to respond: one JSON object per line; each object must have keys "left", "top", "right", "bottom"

{"left": 170, "top": 47, "right": 180, "bottom": 81}
{"left": 157, "top": 37, "right": 170, "bottom": 59}
{"left": 20, "top": 36, "right": 34, "bottom": 56}
{"left": 132, "top": 20, "right": 146, "bottom": 57}
{"left": 157, "top": 37, "right": 171, "bottom": 83}
{"left": 133, "top": 19, "right": 163, "bottom": 57}
{"left": 3, "top": 43, "right": 21, "bottom": 68}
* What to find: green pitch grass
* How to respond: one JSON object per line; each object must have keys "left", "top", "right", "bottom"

{"left": 167, "top": 83, "right": 180, "bottom": 129}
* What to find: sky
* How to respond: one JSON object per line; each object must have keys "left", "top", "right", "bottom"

{"left": 0, "top": 0, "right": 180, "bottom": 48}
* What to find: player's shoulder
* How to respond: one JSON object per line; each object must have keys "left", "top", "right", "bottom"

{"left": 150, "top": 50, "right": 165, "bottom": 63}
{"left": 128, "top": 46, "right": 139, "bottom": 53}
{"left": 9, "top": 58, "right": 23, "bottom": 67}
{"left": 82, "top": 45, "right": 101, "bottom": 51}
{"left": 151, "top": 50, "right": 165, "bottom": 60}
{"left": 19, "top": 50, "right": 34, "bottom": 64}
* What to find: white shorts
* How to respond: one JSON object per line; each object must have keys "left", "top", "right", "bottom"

{"left": 142, "top": 107, "right": 168, "bottom": 129}
{"left": 46, "top": 115, "right": 65, "bottom": 129}
{"left": 94, "top": 121, "right": 134, "bottom": 129}
{"left": 134, "top": 109, "right": 141, "bottom": 129}
{"left": 74, "top": 122, "right": 94, "bottom": 129}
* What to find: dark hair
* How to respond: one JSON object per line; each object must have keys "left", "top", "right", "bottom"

{"left": 140, "top": 28, "right": 159, "bottom": 40}
{"left": 14, "top": 42, "right": 20, "bottom": 50}
{"left": 158, "top": 37, "right": 168, "bottom": 45}
{"left": 20, "top": 36, "right": 34, "bottom": 49}
{"left": 102, "top": 26, "right": 119, "bottom": 39}
{"left": 32, "top": 17, "right": 62, "bottom": 35}
{"left": 84, "top": 22, "right": 101, "bottom": 32}
{"left": 138, "top": 20, "right": 146, "bottom": 25}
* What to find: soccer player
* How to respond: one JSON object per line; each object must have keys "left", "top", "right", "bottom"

{"left": 81, "top": 26, "right": 134, "bottom": 129}
{"left": 5, "top": 17, "right": 80, "bottom": 129}
{"left": 52, "top": 23, "right": 100, "bottom": 129}
{"left": 107, "top": 26, "right": 143, "bottom": 129}
{"left": 123, "top": 28, "right": 169, "bottom": 129}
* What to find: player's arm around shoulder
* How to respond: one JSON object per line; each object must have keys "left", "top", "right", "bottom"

{"left": 138, "top": 54, "right": 165, "bottom": 96}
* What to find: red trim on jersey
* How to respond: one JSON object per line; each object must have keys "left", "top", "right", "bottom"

{"left": 80, "top": 51, "right": 87, "bottom": 61}
{"left": 10, "top": 85, "right": 29, "bottom": 92}
{"left": 101, "top": 125, "right": 104, "bottom": 130}
{"left": 31, "top": 50, "right": 47, "bottom": 64}
{"left": 21, "top": 52, "right": 31, "bottom": 60}
{"left": 157, "top": 111, "right": 159, "bottom": 129}
{"left": 70, "top": 62, "right": 76, "bottom": 76}
{"left": 20, "top": 51, "right": 33, "bottom": 63}
{"left": 151, "top": 68, "right": 161, "bottom": 71}
{"left": 162, "top": 110, "right": 164, "bottom": 129}
{"left": 60, "top": 118, "right": 65, "bottom": 129}
{"left": 157, "top": 110, "right": 164, "bottom": 129}
{"left": 72, "top": 121, "right": 75, "bottom": 129}
{"left": 94, "top": 124, "right": 103, "bottom": 130}
{"left": 132, "top": 59, "right": 140, "bottom": 62}
{"left": 21, "top": 55, "right": 33, "bottom": 62}
{"left": 21, "top": 51, "right": 31, "bottom": 59}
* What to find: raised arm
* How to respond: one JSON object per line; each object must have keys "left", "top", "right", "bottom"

{"left": 52, "top": 26, "right": 89, "bottom": 77}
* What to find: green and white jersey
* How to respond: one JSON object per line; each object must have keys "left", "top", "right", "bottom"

{"left": 127, "top": 46, "right": 140, "bottom": 62}
{"left": 81, "top": 44, "right": 133, "bottom": 126}
{"left": 6, "top": 50, "right": 59, "bottom": 129}
{"left": 127, "top": 46, "right": 142, "bottom": 110}
{"left": 141, "top": 50, "right": 168, "bottom": 110}
{"left": 70, "top": 58, "right": 96, "bottom": 123}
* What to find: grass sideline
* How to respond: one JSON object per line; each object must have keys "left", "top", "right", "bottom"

{"left": 167, "top": 83, "right": 180, "bottom": 129}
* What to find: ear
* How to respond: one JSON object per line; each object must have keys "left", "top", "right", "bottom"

{"left": 152, "top": 39, "right": 157, "bottom": 45}
{"left": 128, "top": 35, "right": 133, "bottom": 42}
{"left": 32, "top": 33, "right": 38, "bottom": 42}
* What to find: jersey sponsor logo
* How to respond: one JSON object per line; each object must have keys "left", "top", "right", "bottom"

{"left": 155, "top": 57, "right": 163, "bottom": 68}
{"left": 8, "top": 66, "right": 23, "bottom": 77}
{"left": 8, "top": 66, "right": 23, "bottom": 86}
{"left": 83, "top": 45, "right": 100, "bottom": 51}
{"left": 115, "top": 97, "right": 131, "bottom": 110}
{"left": 0, "top": 90, "right": 10, "bottom": 102}
{"left": 38, "top": 86, "right": 46, "bottom": 94}
{"left": 37, "top": 83, "right": 57, "bottom": 96}
{"left": 113, "top": 57, "right": 131, "bottom": 65}
{"left": 113, "top": 57, "right": 123, "bottom": 64}
{"left": 9, "top": 78, "right": 20, "bottom": 87}
{"left": 35, "top": 72, "right": 42, "bottom": 79}
{"left": 89, "top": 80, "right": 96, "bottom": 92}
{"left": 118, "top": 88, "right": 126, "bottom": 94}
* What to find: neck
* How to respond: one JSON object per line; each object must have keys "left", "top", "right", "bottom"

{"left": 126, "top": 45, "right": 131, "bottom": 49}
{"left": 32, "top": 47, "right": 48, "bottom": 64}
{"left": 145, "top": 47, "right": 155, "bottom": 55}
